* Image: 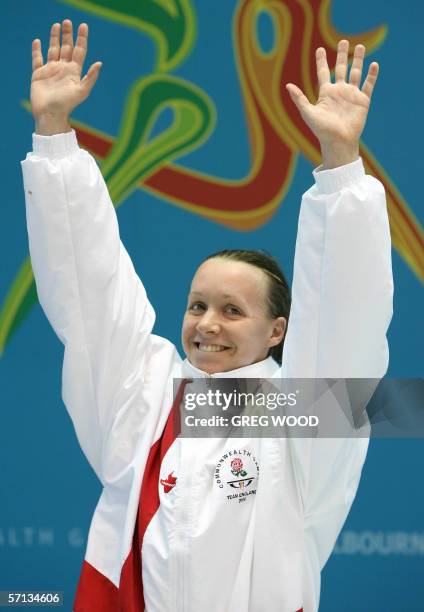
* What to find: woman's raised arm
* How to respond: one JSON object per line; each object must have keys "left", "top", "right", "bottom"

{"left": 282, "top": 40, "right": 392, "bottom": 378}
{"left": 23, "top": 21, "right": 180, "bottom": 483}
{"left": 281, "top": 42, "right": 393, "bottom": 578}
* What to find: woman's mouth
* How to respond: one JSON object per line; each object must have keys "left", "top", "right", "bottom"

{"left": 194, "top": 342, "right": 230, "bottom": 353}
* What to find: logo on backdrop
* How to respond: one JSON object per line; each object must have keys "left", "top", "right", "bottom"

{"left": 0, "top": 527, "right": 85, "bottom": 548}
{"left": 2, "top": 526, "right": 423, "bottom": 554}
{"left": 334, "top": 531, "right": 424, "bottom": 556}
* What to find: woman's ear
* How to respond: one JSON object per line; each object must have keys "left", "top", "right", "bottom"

{"left": 269, "top": 317, "right": 287, "bottom": 347}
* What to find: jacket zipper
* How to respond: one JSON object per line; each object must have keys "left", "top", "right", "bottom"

{"left": 173, "top": 372, "right": 212, "bottom": 611}
{"left": 173, "top": 439, "right": 190, "bottom": 612}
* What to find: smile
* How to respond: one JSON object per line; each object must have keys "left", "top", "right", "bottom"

{"left": 194, "top": 343, "right": 230, "bottom": 353}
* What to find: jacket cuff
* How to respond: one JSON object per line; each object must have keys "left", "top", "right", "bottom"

{"left": 32, "top": 129, "right": 79, "bottom": 159}
{"left": 313, "top": 158, "right": 365, "bottom": 194}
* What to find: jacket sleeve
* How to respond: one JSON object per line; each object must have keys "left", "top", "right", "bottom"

{"left": 282, "top": 157, "right": 393, "bottom": 379}
{"left": 22, "top": 130, "right": 168, "bottom": 482}
{"left": 280, "top": 158, "right": 393, "bottom": 570}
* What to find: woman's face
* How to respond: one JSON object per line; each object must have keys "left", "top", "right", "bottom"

{"left": 181, "top": 259, "right": 286, "bottom": 374}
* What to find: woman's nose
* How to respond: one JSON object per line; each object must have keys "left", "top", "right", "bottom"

{"left": 196, "top": 311, "right": 221, "bottom": 334}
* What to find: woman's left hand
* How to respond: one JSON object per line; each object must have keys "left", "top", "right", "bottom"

{"left": 286, "top": 40, "right": 379, "bottom": 168}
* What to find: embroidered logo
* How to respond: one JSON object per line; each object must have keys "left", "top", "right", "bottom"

{"left": 160, "top": 471, "right": 177, "bottom": 493}
{"left": 214, "top": 449, "right": 259, "bottom": 503}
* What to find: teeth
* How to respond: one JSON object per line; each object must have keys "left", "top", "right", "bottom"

{"left": 197, "top": 343, "right": 228, "bottom": 352}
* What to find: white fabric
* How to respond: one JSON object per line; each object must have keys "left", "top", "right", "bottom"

{"left": 22, "top": 130, "right": 393, "bottom": 612}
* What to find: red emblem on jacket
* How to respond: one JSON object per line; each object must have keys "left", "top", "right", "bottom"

{"left": 160, "top": 471, "right": 177, "bottom": 493}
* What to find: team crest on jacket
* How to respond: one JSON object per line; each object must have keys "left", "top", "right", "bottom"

{"left": 160, "top": 471, "right": 177, "bottom": 493}
{"left": 214, "top": 449, "right": 259, "bottom": 503}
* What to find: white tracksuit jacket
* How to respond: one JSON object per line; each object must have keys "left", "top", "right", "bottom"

{"left": 22, "top": 130, "right": 393, "bottom": 612}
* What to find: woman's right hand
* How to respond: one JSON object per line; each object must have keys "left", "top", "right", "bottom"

{"left": 31, "top": 20, "right": 102, "bottom": 135}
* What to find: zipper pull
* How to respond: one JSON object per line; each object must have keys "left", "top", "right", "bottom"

{"left": 205, "top": 373, "right": 213, "bottom": 388}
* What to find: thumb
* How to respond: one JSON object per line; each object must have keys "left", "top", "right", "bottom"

{"left": 81, "top": 61, "right": 102, "bottom": 96}
{"left": 285, "top": 83, "right": 311, "bottom": 115}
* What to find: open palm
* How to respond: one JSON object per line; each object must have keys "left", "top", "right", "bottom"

{"left": 286, "top": 40, "right": 379, "bottom": 150}
{"left": 31, "top": 20, "right": 101, "bottom": 120}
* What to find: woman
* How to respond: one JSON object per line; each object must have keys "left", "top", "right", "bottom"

{"left": 23, "top": 20, "right": 392, "bottom": 612}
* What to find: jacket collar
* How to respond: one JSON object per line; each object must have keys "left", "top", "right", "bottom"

{"left": 182, "top": 356, "right": 280, "bottom": 379}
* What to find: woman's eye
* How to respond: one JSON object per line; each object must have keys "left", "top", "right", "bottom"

{"left": 226, "top": 305, "right": 241, "bottom": 316}
{"left": 189, "top": 302, "right": 205, "bottom": 312}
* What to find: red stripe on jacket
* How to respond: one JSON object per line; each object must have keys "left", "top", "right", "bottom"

{"left": 73, "top": 380, "right": 188, "bottom": 611}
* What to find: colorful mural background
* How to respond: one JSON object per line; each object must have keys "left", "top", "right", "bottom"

{"left": 0, "top": 0, "right": 423, "bottom": 610}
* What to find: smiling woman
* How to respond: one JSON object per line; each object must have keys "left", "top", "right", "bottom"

{"left": 22, "top": 19, "right": 392, "bottom": 612}
{"left": 182, "top": 253, "right": 289, "bottom": 374}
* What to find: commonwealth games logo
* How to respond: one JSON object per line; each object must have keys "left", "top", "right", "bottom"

{"left": 214, "top": 449, "right": 259, "bottom": 503}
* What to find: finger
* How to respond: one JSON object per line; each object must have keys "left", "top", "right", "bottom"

{"left": 349, "top": 44, "right": 365, "bottom": 87}
{"left": 286, "top": 83, "right": 312, "bottom": 115}
{"left": 72, "top": 23, "right": 88, "bottom": 70}
{"left": 60, "top": 19, "right": 74, "bottom": 61}
{"left": 81, "top": 61, "right": 102, "bottom": 96}
{"left": 32, "top": 39, "right": 44, "bottom": 72}
{"left": 316, "top": 47, "right": 331, "bottom": 87}
{"left": 361, "top": 62, "right": 379, "bottom": 99}
{"left": 47, "top": 22, "right": 60, "bottom": 62}
{"left": 335, "top": 39, "right": 349, "bottom": 82}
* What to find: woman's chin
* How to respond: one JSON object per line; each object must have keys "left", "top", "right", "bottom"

{"left": 189, "top": 350, "right": 234, "bottom": 374}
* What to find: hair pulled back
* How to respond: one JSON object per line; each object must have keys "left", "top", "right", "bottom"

{"left": 202, "top": 250, "right": 291, "bottom": 364}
